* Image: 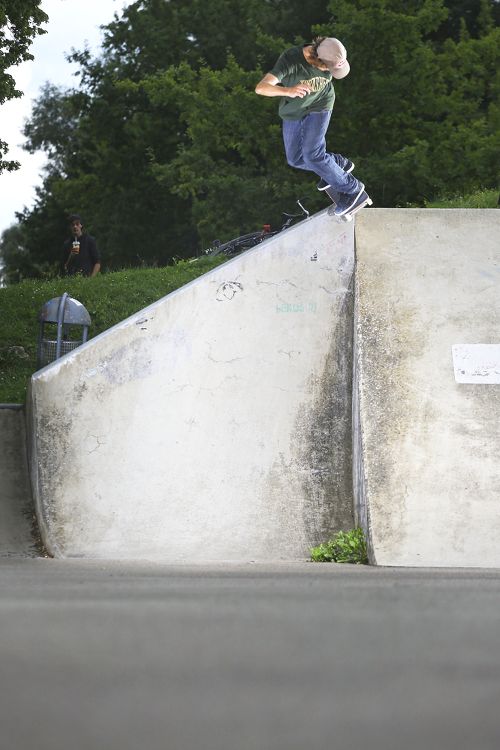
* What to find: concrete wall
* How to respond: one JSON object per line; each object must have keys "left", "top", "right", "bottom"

{"left": 0, "top": 405, "right": 37, "bottom": 557}
{"left": 28, "top": 210, "right": 355, "bottom": 561}
{"left": 354, "top": 209, "right": 500, "bottom": 567}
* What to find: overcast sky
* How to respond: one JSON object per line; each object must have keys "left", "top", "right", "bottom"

{"left": 0, "top": 0, "right": 130, "bottom": 236}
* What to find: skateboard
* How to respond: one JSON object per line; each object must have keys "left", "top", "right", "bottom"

{"left": 318, "top": 180, "right": 373, "bottom": 222}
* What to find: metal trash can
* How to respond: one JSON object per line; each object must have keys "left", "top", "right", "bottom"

{"left": 37, "top": 293, "right": 91, "bottom": 368}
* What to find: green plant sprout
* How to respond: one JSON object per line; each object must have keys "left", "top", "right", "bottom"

{"left": 310, "top": 527, "right": 368, "bottom": 564}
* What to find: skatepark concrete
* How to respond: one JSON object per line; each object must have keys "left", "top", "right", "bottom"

{"left": 1, "top": 208, "right": 499, "bottom": 567}
{"left": 0, "top": 405, "right": 37, "bottom": 557}
{"left": 1, "top": 559, "right": 500, "bottom": 750}
{"left": 26, "top": 210, "right": 356, "bottom": 562}
{"left": 2, "top": 208, "right": 500, "bottom": 750}
{"left": 354, "top": 209, "right": 500, "bottom": 567}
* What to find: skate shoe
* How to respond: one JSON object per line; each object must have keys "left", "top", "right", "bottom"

{"left": 334, "top": 183, "right": 368, "bottom": 216}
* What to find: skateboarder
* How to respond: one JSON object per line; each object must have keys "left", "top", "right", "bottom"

{"left": 255, "top": 37, "right": 371, "bottom": 218}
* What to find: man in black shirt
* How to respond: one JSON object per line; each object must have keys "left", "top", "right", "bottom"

{"left": 63, "top": 214, "right": 101, "bottom": 277}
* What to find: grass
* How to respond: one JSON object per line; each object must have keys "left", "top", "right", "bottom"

{"left": 310, "top": 528, "right": 369, "bottom": 564}
{"left": 422, "top": 187, "right": 499, "bottom": 209}
{"left": 0, "top": 257, "right": 225, "bottom": 403}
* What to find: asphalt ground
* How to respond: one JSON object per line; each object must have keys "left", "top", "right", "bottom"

{"left": 1, "top": 559, "right": 500, "bottom": 750}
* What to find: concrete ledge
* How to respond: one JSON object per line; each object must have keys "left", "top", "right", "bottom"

{"left": 28, "top": 210, "right": 355, "bottom": 561}
{"left": 354, "top": 209, "right": 500, "bottom": 567}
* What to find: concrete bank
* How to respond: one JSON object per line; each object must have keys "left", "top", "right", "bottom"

{"left": 28, "top": 210, "right": 355, "bottom": 560}
{"left": 0, "top": 405, "right": 38, "bottom": 556}
{"left": 354, "top": 209, "right": 500, "bottom": 567}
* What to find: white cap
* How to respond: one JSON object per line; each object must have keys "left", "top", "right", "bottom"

{"left": 316, "top": 38, "right": 350, "bottom": 79}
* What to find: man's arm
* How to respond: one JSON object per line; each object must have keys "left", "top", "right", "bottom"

{"left": 255, "top": 73, "right": 311, "bottom": 98}
{"left": 88, "top": 235, "right": 101, "bottom": 277}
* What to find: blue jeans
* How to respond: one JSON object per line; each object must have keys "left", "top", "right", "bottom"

{"left": 282, "top": 111, "right": 359, "bottom": 196}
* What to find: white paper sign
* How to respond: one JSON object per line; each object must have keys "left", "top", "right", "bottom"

{"left": 452, "top": 344, "right": 500, "bottom": 384}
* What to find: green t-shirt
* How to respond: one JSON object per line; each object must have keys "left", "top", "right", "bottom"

{"left": 269, "top": 46, "right": 335, "bottom": 121}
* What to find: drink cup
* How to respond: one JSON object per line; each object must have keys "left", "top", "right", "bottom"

{"left": 72, "top": 240, "right": 80, "bottom": 254}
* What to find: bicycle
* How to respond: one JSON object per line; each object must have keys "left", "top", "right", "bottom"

{"left": 203, "top": 199, "right": 310, "bottom": 259}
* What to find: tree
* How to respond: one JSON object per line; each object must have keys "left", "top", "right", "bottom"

{"left": 96, "top": 0, "right": 329, "bottom": 77}
{"left": 312, "top": 0, "right": 500, "bottom": 205}
{"left": 143, "top": 58, "right": 323, "bottom": 248}
{"left": 16, "top": 0, "right": 306, "bottom": 270}
{"left": 4, "top": 0, "right": 499, "bottom": 283}
{"left": 21, "top": 73, "right": 195, "bottom": 270}
{"left": 0, "top": 220, "right": 57, "bottom": 283}
{"left": 431, "top": 0, "right": 500, "bottom": 41}
{"left": 0, "top": 0, "right": 48, "bottom": 171}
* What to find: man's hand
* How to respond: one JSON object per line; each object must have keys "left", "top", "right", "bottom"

{"left": 286, "top": 83, "right": 311, "bottom": 98}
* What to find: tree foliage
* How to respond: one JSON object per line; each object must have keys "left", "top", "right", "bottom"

{"left": 1, "top": 0, "right": 499, "bottom": 281}
{"left": 0, "top": 0, "right": 48, "bottom": 171}
{"left": 315, "top": 0, "right": 500, "bottom": 204}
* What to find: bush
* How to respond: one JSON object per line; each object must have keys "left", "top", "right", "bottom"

{"left": 310, "top": 528, "right": 368, "bottom": 564}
